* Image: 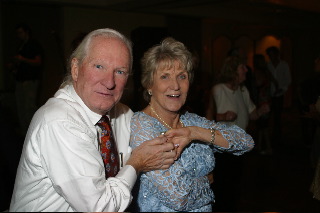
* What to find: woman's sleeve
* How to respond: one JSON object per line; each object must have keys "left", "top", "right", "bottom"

{"left": 130, "top": 114, "right": 213, "bottom": 211}
{"left": 213, "top": 84, "right": 236, "bottom": 114}
{"left": 212, "top": 85, "right": 224, "bottom": 113}
{"left": 213, "top": 121, "right": 254, "bottom": 155}
{"left": 186, "top": 113, "right": 254, "bottom": 155}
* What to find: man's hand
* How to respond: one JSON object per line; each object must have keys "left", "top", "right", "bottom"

{"left": 126, "top": 136, "right": 176, "bottom": 174}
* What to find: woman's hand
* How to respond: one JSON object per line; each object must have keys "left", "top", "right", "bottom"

{"left": 164, "top": 127, "right": 194, "bottom": 160}
{"left": 165, "top": 126, "right": 229, "bottom": 159}
{"left": 258, "top": 103, "right": 270, "bottom": 115}
{"left": 224, "top": 110, "right": 237, "bottom": 121}
{"left": 216, "top": 110, "right": 237, "bottom": 121}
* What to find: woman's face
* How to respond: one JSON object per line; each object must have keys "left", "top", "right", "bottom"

{"left": 237, "top": 63, "right": 248, "bottom": 84}
{"left": 149, "top": 60, "right": 189, "bottom": 114}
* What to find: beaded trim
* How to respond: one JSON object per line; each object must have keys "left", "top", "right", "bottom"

{"left": 210, "top": 128, "right": 216, "bottom": 144}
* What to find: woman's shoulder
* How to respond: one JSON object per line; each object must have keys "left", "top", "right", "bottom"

{"left": 132, "top": 111, "right": 149, "bottom": 120}
{"left": 213, "top": 83, "right": 233, "bottom": 96}
{"left": 181, "top": 111, "right": 211, "bottom": 127}
{"left": 240, "top": 85, "right": 250, "bottom": 93}
{"left": 182, "top": 111, "right": 200, "bottom": 119}
{"left": 213, "top": 83, "right": 229, "bottom": 91}
{"left": 213, "top": 83, "right": 224, "bottom": 90}
{"left": 132, "top": 111, "right": 145, "bottom": 122}
{"left": 131, "top": 111, "right": 157, "bottom": 125}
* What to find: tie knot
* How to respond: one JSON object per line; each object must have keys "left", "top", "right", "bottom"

{"left": 97, "top": 115, "right": 111, "bottom": 130}
{"left": 99, "top": 115, "right": 109, "bottom": 123}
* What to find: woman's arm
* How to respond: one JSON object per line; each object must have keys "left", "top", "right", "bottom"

{"left": 215, "top": 110, "right": 237, "bottom": 122}
{"left": 166, "top": 115, "right": 254, "bottom": 157}
{"left": 249, "top": 103, "right": 270, "bottom": 120}
{"left": 165, "top": 126, "right": 228, "bottom": 158}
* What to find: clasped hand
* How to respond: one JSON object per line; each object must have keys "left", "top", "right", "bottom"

{"left": 164, "top": 127, "right": 193, "bottom": 160}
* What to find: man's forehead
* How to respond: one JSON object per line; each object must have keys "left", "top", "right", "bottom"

{"left": 88, "top": 37, "right": 128, "bottom": 54}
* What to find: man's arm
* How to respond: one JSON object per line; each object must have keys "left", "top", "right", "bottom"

{"left": 39, "top": 119, "right": 137, "bottom": 212}
{"left": 126, "top": 136, "right": 176, "bottom": 174}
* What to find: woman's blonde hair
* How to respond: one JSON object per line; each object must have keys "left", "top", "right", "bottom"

{"left": 219, "top": 55, "right": 245, "bottom": 89}
{"left": 140, "top": 37, "right": 194, "bottom": 102}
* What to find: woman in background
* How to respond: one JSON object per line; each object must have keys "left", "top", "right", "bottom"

{"left": 206, "top": 55, "right": 270, "bottom": 130}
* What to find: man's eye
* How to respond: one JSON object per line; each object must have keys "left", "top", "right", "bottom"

{"left": 115, "top": 70, "right": 128, "bottom": 76}
{"left": 95, "top": 64, "right": 103, "bottom": 69}
{"left": 160, "top": 75, "right": 168, "bottom": 79}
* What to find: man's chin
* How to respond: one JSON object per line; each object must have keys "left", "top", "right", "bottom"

{"left": 97, "top": 103, "right": 119, "bottom": 115}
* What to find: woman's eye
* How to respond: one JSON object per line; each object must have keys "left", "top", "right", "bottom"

{"left": 179, "top": 74, "right": 187, "bottom": 79}
{"left": 160, "top": 75, "right": 168, "bottom": 79}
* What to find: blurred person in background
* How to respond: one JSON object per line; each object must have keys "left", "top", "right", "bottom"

{"left": 7, "top": 23, "right": 43, "bottom": 135}
{"left": 266, "top": 46, "right": 291, "bottom": 144}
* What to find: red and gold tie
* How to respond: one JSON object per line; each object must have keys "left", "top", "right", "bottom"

{"left": 97, "top": 115, "right": 119, "bottom": 178}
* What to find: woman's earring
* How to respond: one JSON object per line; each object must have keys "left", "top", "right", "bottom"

{"left": 148, "top": 90, "right": 152, "bottom": 96}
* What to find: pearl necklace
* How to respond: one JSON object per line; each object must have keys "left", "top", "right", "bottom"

{"left": 149, "top": 104, "right": 184, "bottom": 129}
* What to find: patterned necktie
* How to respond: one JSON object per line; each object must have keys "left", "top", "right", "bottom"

{"left": 97, "top": 115, "right": 119, "bottom": 178}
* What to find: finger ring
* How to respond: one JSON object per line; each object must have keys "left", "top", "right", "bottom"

{"left": 174, "top": 144, "right": 180, "bottom": 147}
{"left": 160, "top": 132, "right": 166, "bottom": 135}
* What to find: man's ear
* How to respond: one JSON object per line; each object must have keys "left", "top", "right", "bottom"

{"left": 71, "top": 58, "right": 79, "bottom": 81}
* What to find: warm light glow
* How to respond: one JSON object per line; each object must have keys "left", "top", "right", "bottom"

{"left": 255, "top": 35, "right": 281, "bottom": 62}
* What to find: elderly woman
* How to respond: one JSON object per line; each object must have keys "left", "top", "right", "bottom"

{"left": 206, "top": 55, "right": 270, "bottom": 130}
{"left": 130, "top": 37, "right": 254, "bottom": 212}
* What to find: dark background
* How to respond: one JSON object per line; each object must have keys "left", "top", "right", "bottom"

{"left": 1, "top": 0, "right": 320, "bottom": 212}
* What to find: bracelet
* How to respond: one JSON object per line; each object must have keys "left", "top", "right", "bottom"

{"left": 210, "top": 128, "right": 216, "bottom": 144}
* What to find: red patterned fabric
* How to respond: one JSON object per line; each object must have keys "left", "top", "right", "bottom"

{"left": 97, "top": 115, "right": 119, "bottom": 178}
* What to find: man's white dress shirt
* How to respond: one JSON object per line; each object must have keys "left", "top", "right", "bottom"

{"left": 10, "top": 84, "right": 135, "bottom": 212}
{"left": 267, "top": 60, "right": 291, "bottom": 97}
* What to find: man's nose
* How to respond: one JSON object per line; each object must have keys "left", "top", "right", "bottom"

{"left": 101, "top": 71, "right": 116, "bottom": 89}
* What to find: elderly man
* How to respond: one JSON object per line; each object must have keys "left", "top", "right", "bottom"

{"left": 10, "top": 28, "right": 176, "bottom": 212}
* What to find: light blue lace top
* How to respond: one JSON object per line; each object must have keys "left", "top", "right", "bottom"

{"left": 130, "top": 111, "right": 254, "bottom": 212}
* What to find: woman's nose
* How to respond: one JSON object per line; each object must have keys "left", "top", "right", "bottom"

{"left": 170, "top": 78, "right": 180, "bottom": 90}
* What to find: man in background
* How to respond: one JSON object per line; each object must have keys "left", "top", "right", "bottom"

{"left": 266, "top": 46, "right": 291, "bottom": 145}
{"left": 9, "top": 23, "right": 43, "bottom": 135}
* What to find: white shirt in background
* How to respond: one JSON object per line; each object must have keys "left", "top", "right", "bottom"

{"left": 212, "top": 83, "right": 256, "bottom": 130}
